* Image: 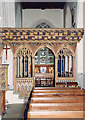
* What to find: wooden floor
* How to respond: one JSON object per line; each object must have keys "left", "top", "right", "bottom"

{"left": 27, "top": 87, "right": 85, "bottom": 119}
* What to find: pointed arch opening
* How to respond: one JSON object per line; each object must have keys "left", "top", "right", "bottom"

{"left": 35, "top": 47, "right": 55, "bottom": 87}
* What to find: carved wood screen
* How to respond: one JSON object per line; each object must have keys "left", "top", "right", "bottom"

{"left": 57, "top": 47, "right": 73, "bottom": 78}
{"left": 16, "top": 47, "right": 32, "bottom": 78}
{"left": 0, "top": 28, "right": 84, "bottom": 90}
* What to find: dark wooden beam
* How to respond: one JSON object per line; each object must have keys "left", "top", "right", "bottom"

{"left": 21, "top": 2, "right": 65, "bottom": 9}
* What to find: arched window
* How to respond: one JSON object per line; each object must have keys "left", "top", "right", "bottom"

{"left": 16, "top": 48, "right": 32, "bottom": 78}
{"left": 36, "top": 22, "right": 51, "bottom": 28}
{"left": 57, "top": 47, "right": 73, "bottom": 77}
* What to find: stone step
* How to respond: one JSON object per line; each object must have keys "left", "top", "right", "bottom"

{"left": 29, "top": 103, "right": 84, "bottom": 111}
{"left": 27, "top": 111, "right": 83, "bottom": 118}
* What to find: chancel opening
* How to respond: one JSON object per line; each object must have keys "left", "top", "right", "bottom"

{"left": 35, "top": 47, "right": 55, "bottom": 87}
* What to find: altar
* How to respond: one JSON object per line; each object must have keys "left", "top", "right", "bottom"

{"left": 35, "top": 73, "right": 54, "bottom": 87}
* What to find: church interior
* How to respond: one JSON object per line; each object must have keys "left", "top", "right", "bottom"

{"left": 0, "top": 0, "right": 85, "bottom": 119}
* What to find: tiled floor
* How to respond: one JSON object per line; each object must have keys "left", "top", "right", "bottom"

{"left": 2, "top": 104, "right": 26, "bottom": 120}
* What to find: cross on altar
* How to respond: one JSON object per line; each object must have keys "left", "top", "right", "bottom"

{"left": 3, "top": 45, "right": 10, "bottom": 59}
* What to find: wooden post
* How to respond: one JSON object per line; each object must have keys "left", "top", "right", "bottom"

{"left": 65, "top": 56, "right": 67, "bottom": 77}
{"left": 13, "top": 56, "right": 17, "bottom": 92}
{"left": 0, "top": 57, "right": 2, "bottom": 64}
{"left": 24, "top": 56, "right": 25, "bottom": 77}
{"left": 28, "top": 56, "right": 29, "bottom": 77}
{"left": 0, "top": 43, "right": 2, "bottom": 64}
{"left": 68, "top": 56, "right": 69, "bottom": 77}
{"left": 73, "top": 55, "right": 75, "bottom": 81}
{"left": 5, "top": 66, "right": 8, "bottom": 90}
{"left": 32, "top": 55, "right": 35, "bottom": 87}
{"left": 19, "top": 57, "right": 21, "bottom": 77}
{"left": 61, "top": 56, "right": 62, "bottom": 77}
{"left": 55, "top": 56, "right": 57, "bottom": 87}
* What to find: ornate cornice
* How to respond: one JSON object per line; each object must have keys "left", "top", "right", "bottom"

{"left": 0, "top": 28, "right": 84, "bottom": 43}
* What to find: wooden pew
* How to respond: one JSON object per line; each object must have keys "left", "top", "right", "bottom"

{"left": 28, "top": 111, "right": 83, "bottom": 118}
{"left": 29, "top": 103, "right": 84, "bottom": 111}
{"left": 33, "top": 89, "right": 84, "bottom": 93}
{"left": 34, "top": 87, "right": 81, "bottom": 90}
{"left": 32, "top": 92, "right": 85, "bottom": 97}
{"left": 27, "top": 87, "right": 84, "bottom": 119}
{"left": 56, "top": 82, "right": 78, "bottom": 88}
{"left": 56, "top": 82, "right": 66, "bottom": 87}
{"left": 67, "top": 82, "right": 78, "bottom": 87}
{"left": 31, "top": 97, "right": 84, "bottom": 103}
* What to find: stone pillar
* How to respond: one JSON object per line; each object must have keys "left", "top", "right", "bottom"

{"left": 0, "top": 1, "right": 15, "bottom": 27}
{"left": 76, "top": 1, "right": 84, "bottom": 87}
{"left": 65, "top": 3, "right": 72, "bottom": 28}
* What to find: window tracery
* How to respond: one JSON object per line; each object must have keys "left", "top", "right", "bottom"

{"left": 57, "top": 47, "right": 73, "bottom": 77}
{"left": 36, "top": 22, "right": 51, "bottom": 28}
{"left": 16, "top": 48, "right": 32, "bottom": 78}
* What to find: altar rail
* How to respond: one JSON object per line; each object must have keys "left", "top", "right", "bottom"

{"left": 35, "top": 73, "right": 54, "bottom": 87}
{"left": 0, "top": 64, "right": 9, "bottom": 91}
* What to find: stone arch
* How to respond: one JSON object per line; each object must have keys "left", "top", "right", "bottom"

{"left": 31, "top": 19, "right": 55, "bottom": 28}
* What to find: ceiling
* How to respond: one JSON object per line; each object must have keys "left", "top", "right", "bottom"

{"left": 21, "top": 2, "right": 66, "bottom": 9}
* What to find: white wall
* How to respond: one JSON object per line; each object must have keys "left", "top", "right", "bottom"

{"left": 22, "top": 9, "right": 64, "bottom": 28}
{"left": 2, "top": 46, "right": 13, "bottom": 89}
{"left": 0, "top": 0, "right": 16, "bottom": 90}
{"left": 83, "top": 1, "right": 85, "bottom": 88}
{"left": 76, "top": 1, "right": 84, "bottom": 88}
